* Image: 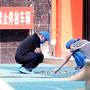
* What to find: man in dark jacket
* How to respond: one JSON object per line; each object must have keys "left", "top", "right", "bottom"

{"left": 15, "top": 31, "right": 49, "bottom": 74}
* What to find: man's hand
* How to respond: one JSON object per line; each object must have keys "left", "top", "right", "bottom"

{"left": 34, "top": 48, "right": 42, "bottom": 53}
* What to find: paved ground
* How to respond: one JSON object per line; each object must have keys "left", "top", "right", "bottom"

{"left": 0, "top": 63, "right": 86, "bottom": 90}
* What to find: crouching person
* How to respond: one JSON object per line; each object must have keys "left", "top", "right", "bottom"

{"left": 15, "top": 31, "right": 49, "bottom": 74}
{"left": 54, "top": 39, "right": 90, "bottom": 73}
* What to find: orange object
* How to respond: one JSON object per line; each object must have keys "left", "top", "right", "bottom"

{"left": 71, "top": 0, "right": 83, "bottom": 38}
{"left": 55, "top": 0, "right": 61, "bottom": 57}
{"left": 54, "top": 0, "right": 83, "bottom": 57}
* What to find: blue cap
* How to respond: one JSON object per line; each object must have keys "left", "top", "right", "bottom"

{"left": 66, "top": 39, "right": 80, "bottom": 49}
{"left": 39, "top": 31, "right": 50, "bottom": 41}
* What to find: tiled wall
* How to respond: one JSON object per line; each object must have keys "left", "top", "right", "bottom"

{"left": 0, "top": 42, "right": 19, "bottom": 63}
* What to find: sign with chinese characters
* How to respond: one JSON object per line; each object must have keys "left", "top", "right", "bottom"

{"left": 0, "top": 7, "right": 33, "bottom": 29}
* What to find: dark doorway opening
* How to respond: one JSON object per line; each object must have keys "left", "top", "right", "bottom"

{"left": 83, "top": 0, "right": 90, "bottom": 40}
{"left": 0, "top": 30, "right": 29, "bottom": 42}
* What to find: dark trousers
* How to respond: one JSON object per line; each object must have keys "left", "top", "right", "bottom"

{"left": 15, "top": 52, "right": 44, "bottom": 69}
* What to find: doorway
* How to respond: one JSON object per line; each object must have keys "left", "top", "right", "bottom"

{"left": 83, "top": 0, "right": 90, "bottom": 40}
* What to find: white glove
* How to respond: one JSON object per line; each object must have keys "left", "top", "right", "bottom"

{"left": 54, "top": 67, "right": 61, "bottom": 74}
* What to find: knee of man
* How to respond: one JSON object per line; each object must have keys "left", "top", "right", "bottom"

{"left": 15, "top": 55, "right": 22, "bottom": 64}
{"left": 36, "top": 53, "right": 44, "bottom": 62}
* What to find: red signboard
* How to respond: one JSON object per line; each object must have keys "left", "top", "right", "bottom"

{"left": 0, "top": 7, "right": 33, "bottom": 29}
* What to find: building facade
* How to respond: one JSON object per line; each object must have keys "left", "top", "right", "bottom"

{"left": 0, "top": 0, "right": 89, "bottom": 63}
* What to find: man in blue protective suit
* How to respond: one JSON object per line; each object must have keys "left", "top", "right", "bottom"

{"left": 15, "top": 31, "right": 49, "bottom": 74}
{"left": 54, "top": 39, "right": 90, "bottom": 73}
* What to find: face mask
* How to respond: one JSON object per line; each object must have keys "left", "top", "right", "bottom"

{"left": 40, "top": 39, "right": 45, "bottom": 44}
